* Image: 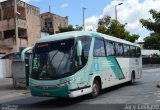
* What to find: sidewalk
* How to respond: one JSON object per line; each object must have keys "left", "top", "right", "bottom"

{"left": 0, "top": 78, "right": 30, "bottom": 101}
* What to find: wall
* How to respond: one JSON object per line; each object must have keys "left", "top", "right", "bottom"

{"left": 0, "top": 59, "right": 6, "bottom": 78}
{"left": 0, "top": 1, "right": 41, "bottom": 54}
{"left": 40, "top": 12, "right": 68, "bottom": 34}
{"left": 53, "top": 15, "right": 68, "bottom": 33}
{"left": 0, "top": 59, "right": 12, "bottom": 78}
{"left": 26, "top": 5, "right": 41, "bottom": 47}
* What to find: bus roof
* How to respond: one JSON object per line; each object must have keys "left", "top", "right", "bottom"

{"left": 37, "top": 31, "right": 139, "bottom": 47}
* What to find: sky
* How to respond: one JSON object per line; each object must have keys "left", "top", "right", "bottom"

{"left": 1, "top": 0, "right": 160, "bottom": 41}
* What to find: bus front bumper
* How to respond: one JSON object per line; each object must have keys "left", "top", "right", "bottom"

{"left": 68, "top": 86, "right": 92, "bottom": 98}
{"left": 30, "top": 86, "right": 69, "bottom": 98}
{"left": 30, "top": 85, "right": 92, "bottom": 98}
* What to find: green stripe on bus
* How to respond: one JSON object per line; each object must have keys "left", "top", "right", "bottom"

{"left": 106, "top": 57, "right": 125, "bottom": 79}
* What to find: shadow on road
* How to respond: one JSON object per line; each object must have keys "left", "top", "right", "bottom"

{"left": 100, "top": 81, "right": 142, "bottom": 95}
{"left": 2, "top": 81, "right": 142, "bottom": 105}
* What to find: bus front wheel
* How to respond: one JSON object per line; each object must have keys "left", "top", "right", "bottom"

{"left": 90, "top": 79, "right": 100, "bottom": 98}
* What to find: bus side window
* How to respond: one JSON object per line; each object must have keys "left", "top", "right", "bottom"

{"left": 93, "top": 38, "right": 105, "bottom": 57}
{"left": 123, "top": 44, "right": 130, "bottom": 57}
{"left": 81, "top": 36, "right": 92, "bottom": 66}
{"left": 115, "top": 43, "right": 124, "bottom": 56}
{"left": 136, "top": 47, "right": 141, "bottom": 57}
{"left": 105, "top": 41, "right": 115, "bottom": 56}
{"left": 130, "top": 46, "right": 136, "bottom": 57}
{"left": 73, "top": 36, "right": 91, "bottom": 71}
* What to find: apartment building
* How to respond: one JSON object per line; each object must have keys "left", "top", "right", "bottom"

{"left": 40, "top": 12, "right": 68, "bottom": 34}
{"left": 0, "top": 0, "right": 41, "bottom": 56}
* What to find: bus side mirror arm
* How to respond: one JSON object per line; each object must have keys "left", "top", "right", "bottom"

{"left": 21, "top": 47, "right": 33, "bottom": 61}
{"left": 77, "top": 40, "right": 82, "bottom": 57}
{"left": 77, "top": 40, "right": 82, "bottom": 65}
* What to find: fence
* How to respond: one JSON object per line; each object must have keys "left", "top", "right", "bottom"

{"left": 142, "top": 57, "right": 160, "bottom": 65}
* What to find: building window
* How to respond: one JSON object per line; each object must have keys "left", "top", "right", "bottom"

{"left": 93, "top": 38, "right": 105, "bottom": 57}
{"left": 45, "top": 21, "right": 53, "bottom": 28}
{"left": 0, "top": 32, "right": 2, "bottom": 40}
{"left": 45, "top": 22, "right": 47, "bottom": 28}
{"left": 48, "top": 22, "right": 53, "bottom": 28}
{"left": 0, "top": 10, "right": 1, "bottom": 20}
{"left": 4, "top": 30, "right": 15, "bottom": 39}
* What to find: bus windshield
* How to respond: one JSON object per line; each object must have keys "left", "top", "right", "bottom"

{"left": 31, "top": 38, "right": 75, "bottom": 80}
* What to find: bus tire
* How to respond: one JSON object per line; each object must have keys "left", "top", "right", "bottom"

{"left": 130, "top": 72, "right": 135, "bottom": 85}
{"left": 90, "top": 79, "right": 100, "bottom": 98}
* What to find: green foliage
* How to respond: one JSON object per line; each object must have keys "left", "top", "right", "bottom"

{"left": 97, "top": 16, "right": 139, "bottom": 43}
{"left": 75, "top": 25, "right": 83, "bottom": 31}
{"left": 151, "top": 53, "right": 160, "bottom": 58}
{"left": 58, "top": 25, "right": 75, "bottom": 33}
{"left": 140, "top": 9, "right": 160, "bottom": 50}
{"left": 127, "top": 34, "right": 140, "bottom": 43}
{"left": 143, "top": 33, "right": 160, "bottom": 50}
{"left": 57, "top": 25, "right": 83, "bottom": 33}
{"left": 140, "top": 9, "right": 160, "bottom": 34}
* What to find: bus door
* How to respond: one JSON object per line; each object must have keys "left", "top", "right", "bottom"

{"left": 76, "top": 36, "right": 92, "bottom": 85}
{"left": 92, "top": 38, "right": 106, "bottom": 78}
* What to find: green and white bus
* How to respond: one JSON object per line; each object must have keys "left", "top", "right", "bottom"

{"left": 30, "top": 31, "right": 142, "bottom": 98}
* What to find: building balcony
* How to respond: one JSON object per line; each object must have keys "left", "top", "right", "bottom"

{"left": 0, "top": 18, "right": 27, "bottom": 31}
{"left": 17, "top": 19, "right": 27, "bottom": 29}
{"left": 41, "top": 27, "right": 54, "bottom": 34}
{"left": 0, "top": 18, "right": 27, "bottom": 40}
{"left": 0, "top": 18, "right": 15, "bottom": 31}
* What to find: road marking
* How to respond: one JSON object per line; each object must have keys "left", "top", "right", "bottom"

{"left": 143, "top": 103, "right": 149, "bottom": 105}
{"left": 155, "top": 91, "right": 160, "bottom": 93}
{"left": 156, "top": 100, "right": 160, "bottom": 102}
{"left": 0, "top": 92, "right": 28, "bottom": 100}
{"left": 143, "top": 69, "right": 160, "bottom": 73}
{"left": 154, "top": 93, "right": 160, "bottom": 95}
{"left": 154, "top": 91, "right": 160, "bottom": 95}
{"left": 144, "top": 95, "right": 149, "bottom": 98}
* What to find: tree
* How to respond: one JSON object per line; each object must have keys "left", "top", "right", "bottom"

{"left": 97, "top": 16, "right": 139, "bottom": 43}
{"left": 57, "top": 25, "right": 83, "bottom": 33}
{"left": 143, "top": 34, "right": 160, "bottom": 50}
{"left": 140, "top": 9, "right": 160, "bottom": 34}
{"left": 140, "top": 9, "right": 160, "bottom": 50}
{"left": 57, "top": 25, "right": 75, "bottom": 33}
{"left": 75, "top": 25, "right": 83, "bottom": 31}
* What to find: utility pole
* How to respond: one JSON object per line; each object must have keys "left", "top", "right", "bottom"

{"left": 14, "top": 0, "right": 19, "bottom": 52}
{"left": 49, "top": 5, "right": 51, "bottom": 13}
{"left": 83, "top": 7, "right": 86, "bottom": 30}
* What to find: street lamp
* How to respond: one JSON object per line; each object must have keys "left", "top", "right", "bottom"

{"left": 83, "top": 7, "right": 87, "bottom": 30}
{"left": 115, "top": 3, "right": 123, "bottom": 23}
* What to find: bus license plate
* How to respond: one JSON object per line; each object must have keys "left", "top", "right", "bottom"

{"left": 43, "top": 92, "right": 50, "bottom": 96}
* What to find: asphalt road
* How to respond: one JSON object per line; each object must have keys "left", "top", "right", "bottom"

{"left": 0, "top": 68, "right": 160, "bottom": 110}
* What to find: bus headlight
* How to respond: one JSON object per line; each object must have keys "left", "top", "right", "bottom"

{"left": 58, "top": 79, "right": 75, "bottom": 88}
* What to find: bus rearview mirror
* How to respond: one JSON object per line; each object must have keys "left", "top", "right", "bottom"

{"left": 77, "top": 40, "right": 82, "bottom": 57}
